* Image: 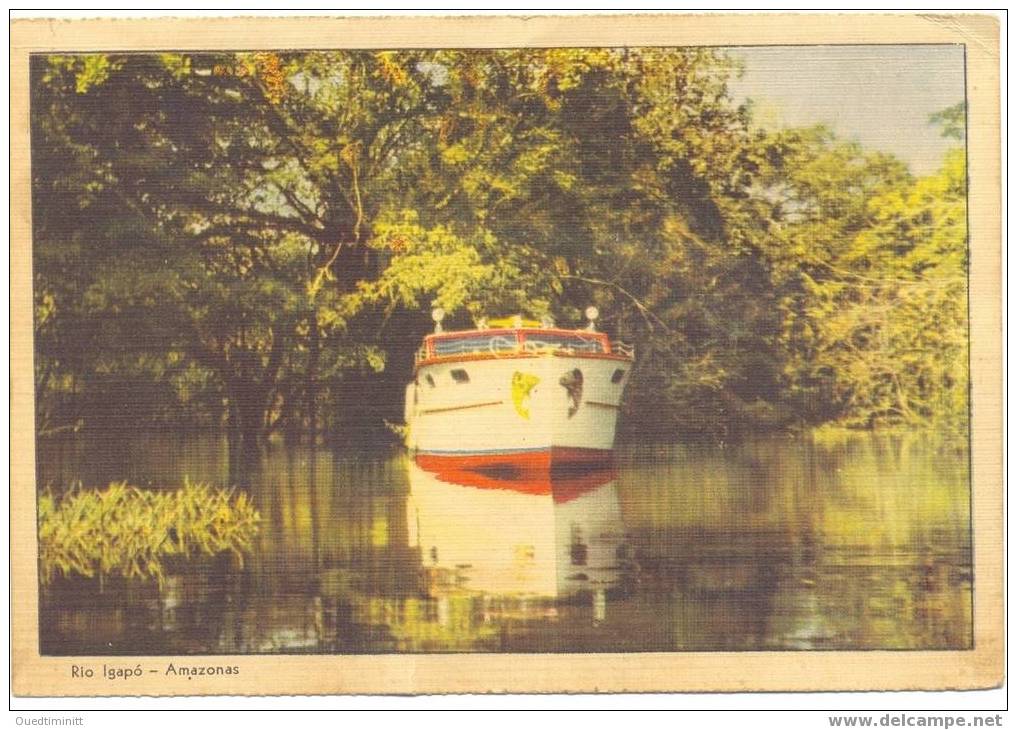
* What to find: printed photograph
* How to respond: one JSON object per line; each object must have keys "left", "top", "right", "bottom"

{"left": 30, "top": 44, "right": 971, "bottom": 656}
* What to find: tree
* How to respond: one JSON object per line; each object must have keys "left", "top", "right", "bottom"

{"left": 36, "top": 48, "right": 789, "bottom": 441}
{"left": 31, "top": 50, "right": 968, "bottom": 444}
{"left": 359, "top": 48, "right": 791, "bottom": 435}
{"left": 757, "top": 116, "right": 967, "bottom": 428}
{"left": 35, "top": 51, "right": 459, "bottom": 447}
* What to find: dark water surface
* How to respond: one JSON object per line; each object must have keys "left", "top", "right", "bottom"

{"left": 37, "top": 430, "right": 971, "bottom": 654}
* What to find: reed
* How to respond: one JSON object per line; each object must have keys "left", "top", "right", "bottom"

{"left": 38, "top": 480, "right": 260, "bottom": 586}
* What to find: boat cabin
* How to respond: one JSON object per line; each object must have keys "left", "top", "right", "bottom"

{"left": 405, "top": 308, "right": 634, "bottom": 468}
{"left": 414, "top": 314, "right": 634, "bottom": 369}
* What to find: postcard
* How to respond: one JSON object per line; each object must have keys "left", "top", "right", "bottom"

{"left": 10, "top": 13, "right": 1002, "bottom": 696}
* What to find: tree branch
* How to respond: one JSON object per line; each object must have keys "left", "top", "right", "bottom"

{"left": 272, "top": 181, "right": 322, "bottom": 229}
{"left": 562, "top": 274, "right": 674, "bottom": 333}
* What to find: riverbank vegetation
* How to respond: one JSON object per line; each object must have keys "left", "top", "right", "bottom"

{"left": 30, "top": 50, "right": 967, "bottom": 446}
{"left": 38, "top": 481, "right": 260, "bottom": 586}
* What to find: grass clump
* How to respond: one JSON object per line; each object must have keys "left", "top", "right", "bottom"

{"left": 38, "top": 480, "right": 260, "bottom": 586}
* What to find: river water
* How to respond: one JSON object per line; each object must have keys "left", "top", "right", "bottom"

{"left": 37, "top": 430, "right": 971, "bottom": 654}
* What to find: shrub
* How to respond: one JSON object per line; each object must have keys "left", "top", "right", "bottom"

{"left": 38, "top": 480, "right": 260, "bottom": 586}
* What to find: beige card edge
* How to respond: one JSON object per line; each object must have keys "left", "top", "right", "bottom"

{"left": 9, "top": 13, "right": 1003, "bottom": 696}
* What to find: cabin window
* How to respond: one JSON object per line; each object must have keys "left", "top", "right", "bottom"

{"left": 450, "top": 369, "right": 470, "bottom": 384}
{"left": 523, "top": 332, "right": 605, "bottom": 354}
{"left": 432, "top": 334, "right": 518, "bottom": 356}
{"left": 425, "top": 374, "right": 436, "bottom": 388}
{"left": 611, "top": 368, "right": 626, "bottom": 384}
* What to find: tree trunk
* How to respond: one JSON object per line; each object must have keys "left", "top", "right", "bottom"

{"left": 306, "top": 314, "right": 320, "bottom": 445}
{"left": 227, "top": 378, "right": 268, "bottom": 459}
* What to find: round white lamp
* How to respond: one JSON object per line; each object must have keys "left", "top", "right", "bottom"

{"left": 431, "top": 305, "right": 446, "bottom": 333}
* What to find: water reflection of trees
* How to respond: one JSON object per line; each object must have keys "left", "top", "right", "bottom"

{"left": 616, "top": 434, "right": 971, "bottom": 650}
{"left": 38, "top": 431, "right": 970, "bottom": 654}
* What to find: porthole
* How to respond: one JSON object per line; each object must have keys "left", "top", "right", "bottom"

{"left": 450, "top": 368, "right": 470, "bottom": 384}
{"left": 425, "top": 374, "right": 436, "bottom": 388}
{"left": 611, "top": 368, "right": 626, "bottom": 384}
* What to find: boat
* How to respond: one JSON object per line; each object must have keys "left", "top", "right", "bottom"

{"left": 404, "top": 306, "right": 634, "bottom": 473}
{"left": 406, "top": 460, "right": 629, "bottom": 601}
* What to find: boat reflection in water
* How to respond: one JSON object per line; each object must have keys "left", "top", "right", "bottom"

{"left": 406, "top": 459, "right": 633, "bottom": 624}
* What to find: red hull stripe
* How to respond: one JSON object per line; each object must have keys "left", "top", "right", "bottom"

{"left": 413, "top": 453, "right": 617, "bottom": 503}
{"left": 414, "top": 446, "right": 613, "bottom": 473}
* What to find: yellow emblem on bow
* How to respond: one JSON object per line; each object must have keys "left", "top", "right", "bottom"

{"left": 511, "top": 371, "right": 540, "bottom": 419}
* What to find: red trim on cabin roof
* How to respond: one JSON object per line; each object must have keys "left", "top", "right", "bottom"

{"left": 426, "top": 327, "right": 610, "bottom": 347}
{"left": 422, "top": 327, "right": 615, "bottom": 361}
{"left": 427, "top": 326, "right": 608, "bottom": 340}
{"left": 414, "top": 350, "right": 632, "bottom": 371}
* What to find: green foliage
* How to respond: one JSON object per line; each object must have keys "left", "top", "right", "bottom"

{"left": 770, "top": 134, "right": 968, "bottom": 430}
{"left": 38, "top": 481, "right": 260, "bottom": 586}
{"left": 930, "top": 102, "right": 966, "bottom": 140}
{"left": 359, "top": 211, "right": 545, "bottom": 319}
{"left": 30, "top": 49, "right": 968, "bottom": 440}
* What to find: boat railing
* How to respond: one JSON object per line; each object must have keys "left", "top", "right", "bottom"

{"left": 415, "top": 331, "right": 634, "bottom": 364}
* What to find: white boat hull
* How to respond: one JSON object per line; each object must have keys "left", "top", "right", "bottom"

{"left": 406, "top": 354, "right": 630, "bottom": 471}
